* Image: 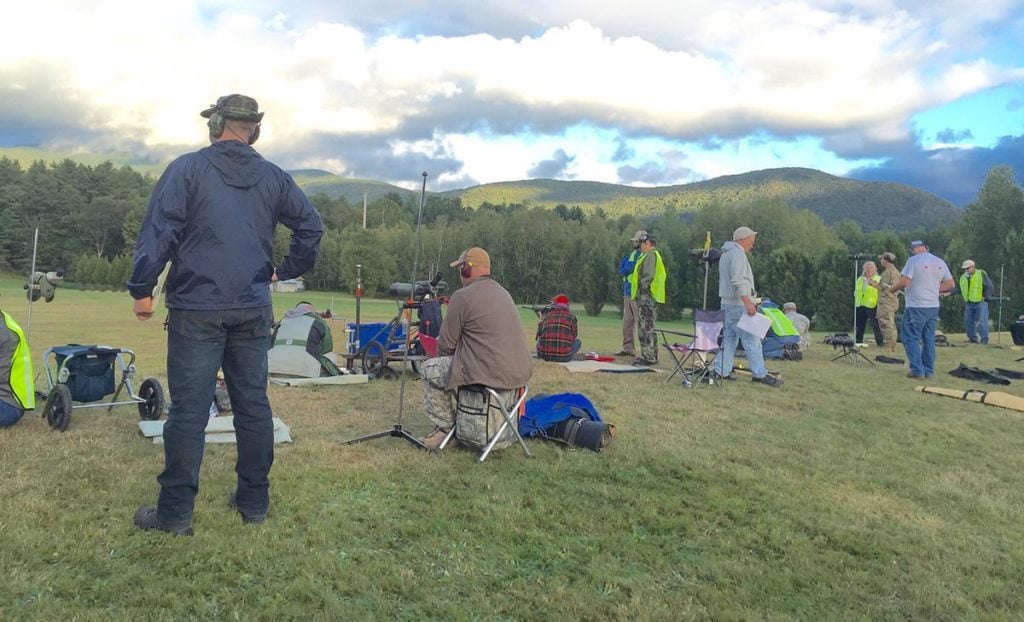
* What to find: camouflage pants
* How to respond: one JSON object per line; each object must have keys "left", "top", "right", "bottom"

{"left": 638, "top": 293, "right": 658, "bottom": 361}
{"left": 420, "top": 356, "right": 456, "bottom": 430}
{"left": 876, "top": 302, "right": 898, "bottom": 348}
{"left": 419, "top": 356, "right": 521, "bottom": 450}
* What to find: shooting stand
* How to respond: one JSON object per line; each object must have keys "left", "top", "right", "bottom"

{"left": 342, "top": 172, "right": 432, "bottom": 451}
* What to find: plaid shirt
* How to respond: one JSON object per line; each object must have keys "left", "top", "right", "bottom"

{"left": 536, "top": 306, "right": 578, "bottom": 361}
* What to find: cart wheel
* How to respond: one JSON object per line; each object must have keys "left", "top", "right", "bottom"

{"left": 361, "top": 341, "right": 389, "bottom": 379}
{"left": 138, "top": 377, "right": 164, "bottom": 420}
{"left": 44, "top": 384, "right": 74, "bottom": 432}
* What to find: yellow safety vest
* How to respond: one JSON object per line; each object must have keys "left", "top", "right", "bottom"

{"left": 855, "top": 275, "right": 881, "bottom": 308}
{"left": 629, "top": 249, "right": 667, "bottom": 304}
{"left": 2, "top": 311, "right": 35, "bottom": 410}
{"left": 761, "top": 307, "right": 798, "bottom": 336}
{"left": 959, "top": 270, "right": 986, "bottom": 303}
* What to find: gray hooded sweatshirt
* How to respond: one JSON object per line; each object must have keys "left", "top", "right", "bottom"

{"left": 718, "top": 240, "right": 757, "bottom": 306}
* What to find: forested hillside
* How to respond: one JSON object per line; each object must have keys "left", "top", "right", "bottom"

{"left": 0, "top": 148, "right": 958, "bottom": 232}
{"left": 453, "top": 168, "right": 959, "bottom": 231}
{"left": 2, "top": 156, "right": 1020, "bottom": 334}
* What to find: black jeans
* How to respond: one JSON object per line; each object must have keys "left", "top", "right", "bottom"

{"left": 855, "top": 306, "right": 882, "bottom": 345}
{"left": 157, "top": 307, "right": 274, "bottom": 523}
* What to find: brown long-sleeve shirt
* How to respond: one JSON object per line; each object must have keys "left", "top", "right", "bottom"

{"left": 438, "top": 276, "right": 533, "bottom": 391}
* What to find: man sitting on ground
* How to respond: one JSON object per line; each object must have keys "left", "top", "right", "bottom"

{"left": 419, "top": 247, "right": 533, "bottom": 450}
{"left": 0, "top": 303, "right": 34, "bottom": 429}
{"left": 783, "top": 302, "right": 811, "bottom": 351}
{"left": 536, "top": 294, "right": 581, "bottom": 362}
{"left": 268, "top": 301, "right": 340, "bottom": 377}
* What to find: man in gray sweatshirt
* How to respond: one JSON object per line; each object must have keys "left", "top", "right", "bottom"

{"left": 713, "top": 227, "right": 783, "bottom": 387}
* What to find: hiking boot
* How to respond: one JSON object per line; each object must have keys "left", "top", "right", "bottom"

{"left": 133, "top": 506, "right": 193, "bottom": 536}
{"left": 614, "top": 350, "right": 635, "bottom": 356}
{"left": 420, "top": 427, "right": 450, "bottom": 451}
{"left": 752, "top": 375, "right": 783, "bottom": 388}
{"left": 711, "top": 371, "right": 737, "bottom": 381}
{"left": 906, "top": 372, "right": 925, "bottom": 379}
{"left": 632, "top": 358, "right": 656, "bottom": 366}
{"left": 228, "top": 492, "right": 268, "bottom": 525}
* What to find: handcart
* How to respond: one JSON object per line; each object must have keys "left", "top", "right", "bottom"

{"left": 40, "top": 344, "right": 165, "bottom": 431}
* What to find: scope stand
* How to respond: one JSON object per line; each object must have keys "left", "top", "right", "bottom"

{"left": 831, "top": 342, "right": 874, "bottom": 365}
{"left": 342, "top": 301, "right": 429, "bottom": 450}
{"left": 342, "top": 171, "right": 431, "bottom": 452}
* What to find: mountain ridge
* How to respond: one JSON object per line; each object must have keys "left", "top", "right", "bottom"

{"left": 0, "top": 146, "right": 958, "bottom": 231}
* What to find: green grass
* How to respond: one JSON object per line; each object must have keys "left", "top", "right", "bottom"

{"left": 2, "top": 275, "right": 1024, "bottom": 620}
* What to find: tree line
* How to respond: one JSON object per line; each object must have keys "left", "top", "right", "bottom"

{"left": 1, "top": 156, "right": 1021, "bottom": 332}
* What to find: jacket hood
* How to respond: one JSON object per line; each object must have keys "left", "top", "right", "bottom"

{"left": 201, "top": 141, "right": 267, "bottom": 189}
{"left": 283, "top": 304, "right": 315, "bottom": 320}
{"left": 721, "top": 240, "right": 743, "bottom": 255}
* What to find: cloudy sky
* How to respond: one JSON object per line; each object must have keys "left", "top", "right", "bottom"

{"left": 2, "top": 0, "right": 1023, "bottom": 205}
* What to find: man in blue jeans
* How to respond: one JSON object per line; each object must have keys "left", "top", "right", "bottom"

{"left": 889, "top": 240, "right": 954, "bottom": 379}
{"left": 127, "top": 94, "right": 323, "bottom": 535}
{"left": 712, "top": 226, "right": 782, "bottom": 387}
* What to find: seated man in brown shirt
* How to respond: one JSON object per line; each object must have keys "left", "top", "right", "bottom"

{"left": 419, "top": 247, "right": 533, "bottom": 450}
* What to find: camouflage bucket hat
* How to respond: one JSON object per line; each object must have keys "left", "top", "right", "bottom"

{"left": 200, "top": 94, "right": 264, "bottom": 122}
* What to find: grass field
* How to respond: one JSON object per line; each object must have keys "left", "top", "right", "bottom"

{"left": 2, "top": 276, "right": 1023, "bottom": 620}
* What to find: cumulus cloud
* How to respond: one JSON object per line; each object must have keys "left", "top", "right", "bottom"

{"left": 849, "top": 135, "right": 1024, "bottom": 206}
{"left": 935, "top": 128, "right": 974, "bottom": 143}
{"left": 0, "top": 0, "right": 1022, "bottom": 196}
{"left": 528, "top": 149, "right": 575, "bottom": 178}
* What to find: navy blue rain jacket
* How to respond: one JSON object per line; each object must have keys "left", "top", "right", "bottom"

{"left": 127, "top": 141, "right": 323, "bottom": 310}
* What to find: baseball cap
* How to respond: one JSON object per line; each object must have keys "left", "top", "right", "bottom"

{"left": 961, "top": 259, "right": 975, "bottom": 270}
{"left": 200, "top": 94, "right": 264, "bottom": 122}
{"left": 551, "top": 293, "right": 570, "bottom": 306}
{"left": 733, "top": 226, "right": 757, "bottom": 241}
{"left": 879, "top": 251, "right": 896, "bottom": 262}
{"left": 782, "top": 302, "right": 796, "bottom": 311}
{"left": 909, "top": 240, "right": 926, "bottom": 250}
{"left": 630, "top": 230, "right": 648, "bottom": 243}
{"left": 449, "top": 247, "right": 491, "bottom": 270}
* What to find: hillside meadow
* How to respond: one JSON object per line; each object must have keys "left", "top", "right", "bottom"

{"left": 2, "top": 277, "right": 1024, "bottom": 620}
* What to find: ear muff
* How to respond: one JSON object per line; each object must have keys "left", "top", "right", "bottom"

{"left": 207, "top": 110, "right": 226, "bottom": 141}
{"left": 460, "top": 262, "right": 473, "bottom": 278}
{"left": 207, "top": 109, "right": 260, "bottom": 144}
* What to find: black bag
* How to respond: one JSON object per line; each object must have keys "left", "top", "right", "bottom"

{"left": 548, "top": 406, "right": 614, "bottom": 452}
{"left": 948, "top": 363, "right": 1011, "bottom": 385}
{"left": 56, "top": 350, "right": 116, "bottom": 403}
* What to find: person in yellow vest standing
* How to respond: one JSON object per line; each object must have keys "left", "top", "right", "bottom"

{"left": 630, "top": 233, "right": 667, "bottom": 366}
{"left": 854, "top": 261, "right": 882, "bottom": 346}
{"left": 958, "top": 259, "right": 993, "bottom": 344}
{"left": 0, "top": 301, "right": 35, "bottom": 428}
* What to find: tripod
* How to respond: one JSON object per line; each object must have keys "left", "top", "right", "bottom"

{"left": 838, "top": 253, "right": 877, "bottom": 365}
{"left": 343, "top": 172, "right": 431, "bottom": 450}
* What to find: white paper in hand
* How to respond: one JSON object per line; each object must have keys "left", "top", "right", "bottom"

{"left": 737, "top": 311, "right": 772, "bottom": 339}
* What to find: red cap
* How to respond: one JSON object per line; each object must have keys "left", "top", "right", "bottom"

{"left": 551, "top": 294, "right": 570, "bottom": 306}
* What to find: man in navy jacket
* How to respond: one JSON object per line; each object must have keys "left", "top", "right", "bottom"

{"left": 127, "top": 94, "right": 323, "bottom": 535}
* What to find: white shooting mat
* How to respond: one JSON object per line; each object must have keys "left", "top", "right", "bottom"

{"left": 138, "top": 417, "right": 292, "bottom": 444}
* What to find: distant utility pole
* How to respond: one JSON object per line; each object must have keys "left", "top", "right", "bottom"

{"left": 362, "top": 192, "right": 367, "bottom": 229}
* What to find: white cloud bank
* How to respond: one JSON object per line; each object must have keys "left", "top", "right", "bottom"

{"left": 0, "top": 0, "right": 1021, "bottom": 189}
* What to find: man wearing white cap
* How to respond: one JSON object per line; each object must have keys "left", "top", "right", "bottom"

{"left": 713, "top": 227, "right": 782, "bottom": 387}
{"left": 888, "top": 240, "right": 955, "bottom": 378}
{"left": 958, "top": 259, "right": 993, "bottom": 344}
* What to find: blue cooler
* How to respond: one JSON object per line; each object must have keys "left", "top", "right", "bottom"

{"left": 347, "top": 322, "right": 406, "bottom": 354}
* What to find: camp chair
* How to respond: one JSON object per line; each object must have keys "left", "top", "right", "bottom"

{"left": 656, "top": 309, "right": 724, "bottom": 387}
{"left": 439, "top": 384, "right": 531, "bottom": 462}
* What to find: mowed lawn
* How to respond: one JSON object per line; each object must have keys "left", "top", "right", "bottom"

{"left": 2, "top": 276, "right": 1024, "bottom": 620}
